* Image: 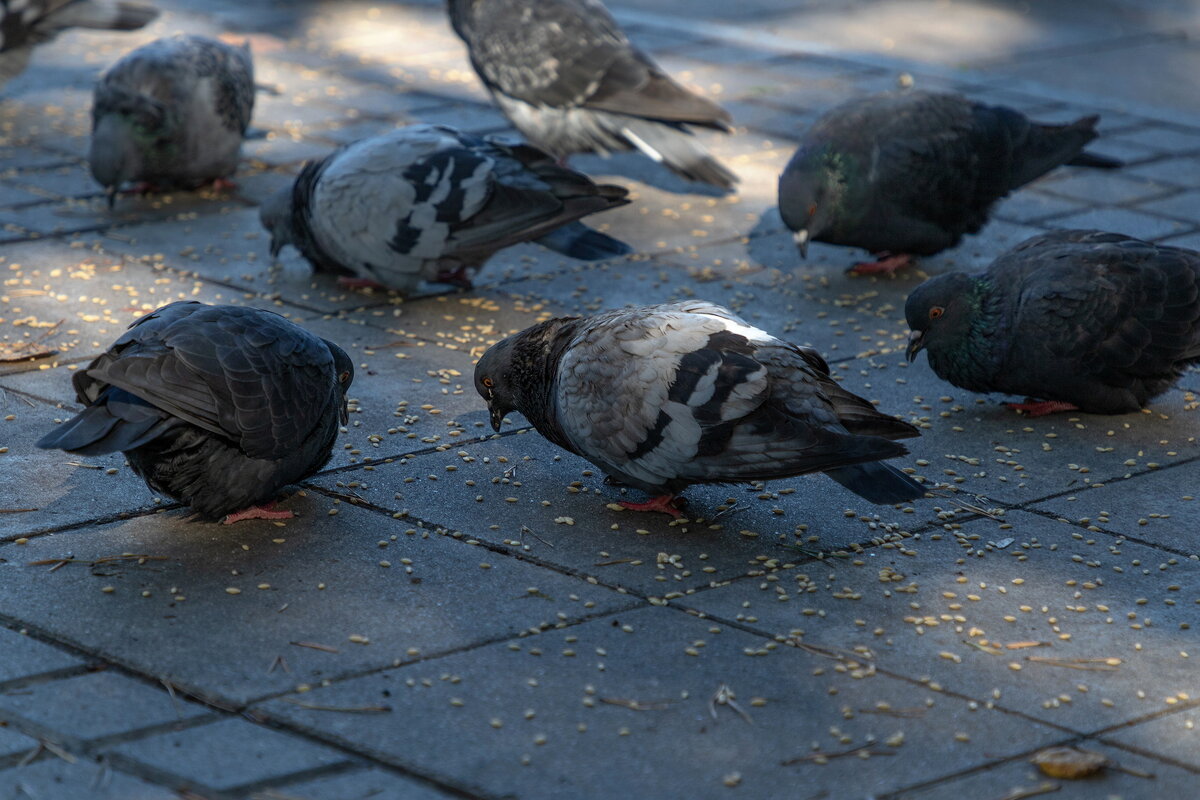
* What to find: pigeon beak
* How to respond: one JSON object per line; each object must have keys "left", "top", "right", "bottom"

{"left": 269, "top": 236, "right": 282, "bottom": 259}
{"left": 489, "top": 405, "right": 504, "bottom": 432}
{"left": 106, "top": 186, "right": 118, "bottom": 210}
{"left": 793, "top": 228, "right": 809, "bottom": 259}
{"left": 905, "top": 330, "right": 926, "bottom": 362}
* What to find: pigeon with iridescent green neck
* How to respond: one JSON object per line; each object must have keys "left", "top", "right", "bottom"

{"left": 779, "top": 91, "right": 1122, "bottom": 276}
{"left": 906, "top": 230, "right": 1200, "bottom": 416}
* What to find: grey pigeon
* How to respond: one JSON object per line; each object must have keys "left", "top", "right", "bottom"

{"left": 36, "top": 301, "right": 353, "bottom": 523}
{"left": 447, "top": 0, "right": 737, "bottom": 190}
{"left": 259, "top": 124, "right": 632, "bottom": 293}
{"left": 906, "top": 230, "right": 1200, "bottom": 416}
{"left": 89, "top": 34, "right": 254, "bottom": 205}
{"left": 779, "top": 90, "right": 1122, "bottom": 275}
{"left": 0, "top": 0, "right": 157, "bottom": 88}
{"left": 475, "top": 300, "right": 924, "bottom": 517}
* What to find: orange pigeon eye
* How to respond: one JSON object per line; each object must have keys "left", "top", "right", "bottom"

{"left": 929, "top": 306, "right": 944, "bottom": 320}
{"left": 482, "top": 377, "right": 495, "bottom": 388}
{"left": 807, "top": 203, "right": 817, "bottom": 217}
{"left": 338, "top": 370, "right": 351, "bottom": 383}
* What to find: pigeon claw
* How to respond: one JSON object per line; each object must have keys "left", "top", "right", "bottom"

{"left": 1004, "top": 399, "right": 1080, "bottom": 418}
{"left": 848, "top": 252, "right": 915, "bottom": 276}
{"left": 618, "top": 494, "right": 686, "bottom": 519}
{"left": 209, "top": 177, "right": 238, "bottom": 192}
{"left": 222, "top": 502, "right": 295, "bottom": 525}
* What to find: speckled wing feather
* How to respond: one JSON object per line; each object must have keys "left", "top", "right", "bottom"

{"left": 554, "top": 301, "right": 916, "bottom": 491}
{"left": 96, "top": 35, "right": 253, "bottom": 134}
{"left": 449, "top": 0, "right": 728, "bottom": 126}
{"left": 290, "top": 125, "right": 628, "bottom": 288}
{"left": 79, "top": 302, "right": 338, "bottom": 462}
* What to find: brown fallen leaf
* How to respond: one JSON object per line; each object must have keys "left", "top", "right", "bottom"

{"left": 1032, "top": 747, "right": 1107, "bottom": 779}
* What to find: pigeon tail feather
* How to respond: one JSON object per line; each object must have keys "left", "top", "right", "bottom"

{"left": 35, "top": 388, "right": 168, "bottom": 456}
{"left": 535, "top": 222, "right": 632, "bottom": 261}
{"left": 824, "top": 461, "right": 925, "bottom": 505}
{"left": 619, "top": 119, "right": 737, "bottom": 190}
{"left": 49, "top": 1, "right": 159, "bottom": 31}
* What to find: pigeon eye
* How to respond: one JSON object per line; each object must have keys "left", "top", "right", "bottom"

{"left": 338, "top": 370, "right": 351, "bottom": 383}
{"left": 807, "top": 203, "right": 817, "bottom": 217}
{"left": 481, "top": 377, "right": 495, "bottom": 389}
{"left": 928, "top": 306, "right": 945, "bottom": 320}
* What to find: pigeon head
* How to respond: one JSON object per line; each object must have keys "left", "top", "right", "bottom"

{"left": 904, "top": 272, "right": 979, "bottom": 362}
{"left": 325, "top": 340, "right": 355, "bottom": 424}
{"left": 89, "top": 88, "right": 168, "bottom": 206}
{"left": 475, "top": 333, "right": 521, "bottom": 432}
{"left": 475, "top": 317, "right": 582, "bottom": 432}
{"left": 259, "top": 186, "right": 296, "bottom": 259}
{"left": 778, "top": 145, "right": 851, "bottom": 258}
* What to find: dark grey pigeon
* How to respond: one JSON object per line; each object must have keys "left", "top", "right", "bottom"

{"left": 90, "top": 34, "right": 254, "bottom": 206}
{"left": 906, "top": 230, "right": 1200, "bottom": 416}
{"left": 779, "top": 90, "right": 1122, "bottom": 275}
{"left": 475, "top": 300, "right": 924, "bottom": 517}
{"left": 36, "top": 301, "right": 353, "bottom": 523}
{"left": 447, "top": 0, "right": 737, "bottom": 190}
{"left": 0, "top": 0, "right": 158, "bottom": 88}
{"left": 259, "top": 124, "right": 632, "bottom": 294}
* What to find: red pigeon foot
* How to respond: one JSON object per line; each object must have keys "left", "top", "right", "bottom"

{"left": 848, "top": 252, "right": 915, "bottom": 276}
{"left": 618, "top": 494, "right": 686, "bottom": 518}
{"left": 1004, "top": 399, "right": 1080, "bottom": 417}
{"left": 223, "top": 502, "right": 295, "bottom": 525}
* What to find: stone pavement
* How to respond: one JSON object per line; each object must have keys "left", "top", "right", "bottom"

{"left": 0, "top": 0, "right": 1198, "bottom": 798}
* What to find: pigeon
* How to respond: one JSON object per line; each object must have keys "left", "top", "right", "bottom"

{"left": 0, "top": 0, "right": 158, "bottom": 88}
{"left": 475, "top": 300, "right": 925, "bottom": 516}
{"left": 447, "top": 0, "right": 737, "bottom": 190}
{"left": 259, "top": 124, "right": 632, "bottom": 293}
{"left": 89, "top": 34, "right": 254, "bottom": 206}
{"left": 906, "top": 230, "right": 1200, "bottom": 416}
{"left": 36, "top": 301, "right": 354, "bottom": 523}
{"left": 779, "top": 90, "right": 1123, "bottom": 275}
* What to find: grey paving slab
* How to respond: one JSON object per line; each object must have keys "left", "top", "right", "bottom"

{"left": 0, "top": 369, "right": 165, "bottom": 537}
{"left": 311, "top": 427, "right": 932, "bottom": 597}
{"left": 0, "top": 628, "right": 81, "bottom": 685}
{"left": 89, "top": 208, "right": 387, "bottom": 315}
{"left": 111, "top": 717, "right": 350, "bottom": 793}
{"left": 275, "top": 312, "right": 487, "bottom": 471}
{"left": 683, "top": 510, "right": 1200, "bottom": 733}
{"left": 260, "top": 766, "right": 457, "bottom": 800}
{"left": 989, "top": 38, "right": 1200, "bottom": 117}
{"left": 831, "top": 348, "right": 1200, "bottom": 506}
{"left": 1042, "top": 206, "right": 1192, "bottom": 242}
{"left": 1134, "top": 187, "right": 1200, "bottom": 223}
{"left": 0, "top": 671, "right": 207, "bottom": 745}
{"left": 0, "top": 503, "right": 626, "bottom": 706}
{"left": 1105, "top": 707, "right": 1200, "bottom": 770}
{"left": 1128, "top": 155, "right": 1200, "bottom": 188}
{"left": 1030, "top": 461, "right": 1200, "bottom": 555}
{"left": 256, "top": 605, "right": 1062, "bottom": 800}
{"left": 993, "top": 190, "right": 1091, "bottom": 225}
{"left": 889, "top": 739, "right": 1194, "bottom": 800}
{"left": 0, "top": 758, "right": 178, "bottom": 800}
{"left": 1036, "top": 170, "right": 1178, "bottom": 206}
{"left": 0, "top": 725, "right": 35, "bottom": 762}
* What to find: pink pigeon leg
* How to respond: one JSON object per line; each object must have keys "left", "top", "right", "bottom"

{"left": 209, "top": 177, "right": 238, "bottom": 191}
{"left": 617, "top": 494, "right": 686, "bottom": 519}
{"left": 434, "top": 265, "right": 474, "bottom": 289}
{"left": 1004, "top": 399, "right": 1080, "bottom": 417}
{"left": 848, "top": 252, "right": 915, "bottom": 276}
{"left": 222, "top": 501, "right": 295, "bottom": 525}
{"left": 336, "top": 276, "right": 387, "bottom": 290}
